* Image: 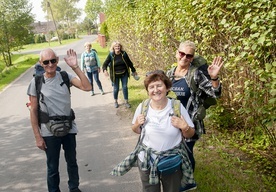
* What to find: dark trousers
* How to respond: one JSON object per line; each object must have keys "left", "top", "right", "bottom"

{"left": 87, "top": 70, "right": 103, "bottom": 91}
{"left": 186, "top": 141, "right": 196, "bottom": 172}
{"left": 43, "top": 134, "right": 79, "bottom": 192}
{"left": 113, "top": 72, "right": 128, "bottom": 100}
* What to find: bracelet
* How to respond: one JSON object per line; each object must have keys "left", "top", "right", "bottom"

{"left": 211, "top": 77, "right": 219, "bottom": 81}
{"left": 72, "top": 65, "right": 79, "bottom": 70}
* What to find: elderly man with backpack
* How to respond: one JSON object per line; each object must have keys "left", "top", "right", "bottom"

{"left": 167, "top": 40, "right": 223, "bottom": 191}
{"left": 27, "top": 48, "right": 91, "bottom": 192}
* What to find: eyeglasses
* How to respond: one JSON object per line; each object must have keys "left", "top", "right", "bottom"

{"left": 42, "top": 59, "right": 57, "bottom": 65}
{"left": 146, "top": 70, "right": 165, "bottom": 77}
{"left": 178, "top": 51, "right": 194, "bottom": 59}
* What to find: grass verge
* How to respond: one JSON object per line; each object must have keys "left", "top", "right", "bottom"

{"left": 0, "top": 54, "right": 38, "bottom": 91}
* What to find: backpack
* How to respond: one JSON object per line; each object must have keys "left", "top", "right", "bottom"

{"left": 140, "top": 98, "right": 181, "bottom": 118}
{"left": 167, "top": 55, "right": 217, "bottom": 120}
{"left": 33, "top": 62, "right": 61, "bottom": 77}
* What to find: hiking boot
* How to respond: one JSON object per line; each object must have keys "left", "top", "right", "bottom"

{"left": 180, "top": 183, "right": 197, "bottom": 192}
{"left": 114, "top": 102, "right": 119, "bottom": 108}
{"left": 90, "top": 91, "right": 94, "bottom": 96}
{"left": 125, "top": 102, "right": 131, "bottom": 108}
{"left": 100, "top": 89, "right": 104, "bottom": 95}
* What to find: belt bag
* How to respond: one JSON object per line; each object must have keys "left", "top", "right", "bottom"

{"left": 39, "top": 109, "right": 75, "bottom": 137}
{"left": 157, "top": 154, "right": 182, "bottom": 175}
{"left": 48, "top": 119, "right": 71, "bottom": 137}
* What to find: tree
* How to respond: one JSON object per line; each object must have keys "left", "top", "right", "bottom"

{"left": 84, "top": 0, "right": 103, "bottom": 26}
{"left": 0, "top": 0, "right": 34, "bottom": 67}
{"left": 41, "top": 0, "right": 81, "bottom": 27}
{"left": 79, "top": 17, "right": 96, "bottom": 35}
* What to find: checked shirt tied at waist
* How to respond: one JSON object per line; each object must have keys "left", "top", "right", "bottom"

{"left": 110, "top": 141, "right": 195, "bottom": 187}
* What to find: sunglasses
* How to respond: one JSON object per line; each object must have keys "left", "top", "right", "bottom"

{"left": 42, "top": 59, "right": 57, "bottom": 65}
{"left": 146, "top": 70, "right": 165, "bottom": 77}
{"left": 178, "top": 51, "right": 194, "bottom": 59}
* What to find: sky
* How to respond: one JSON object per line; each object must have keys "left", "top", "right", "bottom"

{"left": 29, "top": 0, "right": 87, "bottom": 22}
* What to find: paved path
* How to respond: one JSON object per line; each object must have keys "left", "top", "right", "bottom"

{"left": 0, "top": 35, "right": 141, "bottom": 192}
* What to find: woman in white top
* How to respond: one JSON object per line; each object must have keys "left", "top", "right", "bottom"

{"left": 131, "top": 70, "right": 196, "bottom": 192}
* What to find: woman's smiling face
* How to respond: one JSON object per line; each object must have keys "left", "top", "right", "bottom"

{"left": 147, "top": 80, "right": 168, "bottom": 101}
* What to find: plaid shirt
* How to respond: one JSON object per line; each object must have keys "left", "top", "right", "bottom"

{"left": 173, "top": 68, "right": 222, "bottom": 142}
{"left": 110, "top": 141, "right": 195, "bottom": 187}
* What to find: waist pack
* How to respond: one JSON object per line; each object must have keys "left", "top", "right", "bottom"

{"left": 39, "top": 109, "right": 75, "bottom": 137}
{"left": 48, "top": 119, "right": 71, "bottom": 137}
{"left": 157, "top": 154, "right": 182, "bottom": 175}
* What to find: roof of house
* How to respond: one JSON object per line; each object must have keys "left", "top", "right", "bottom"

{"left": 30, "top": 21, "right": 57, "bottom": 34}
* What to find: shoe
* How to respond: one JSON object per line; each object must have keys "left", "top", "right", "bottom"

{"left": 125, "top": 102, "right": 131, "bottom": 108}
{"left": 100, "top": 89, "right": 104, "bottom": 95}
{"left": 90, "top": 91, "right": 94, "bottom": 96}
{"left": 114, "top": 102, "right": 119, "bottom": 108}
{"left": 70, "top": 188, "right": 81, "bottom": 192}
{"left": 180, "top": 183, "right": 197, "bottom": 191}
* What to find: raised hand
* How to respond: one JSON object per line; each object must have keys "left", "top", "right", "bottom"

{"left": 208, "top": 56, "right": 224, "bottom": 78}
{"left": 64, "top": 49, "right": 78, "bottom": 67}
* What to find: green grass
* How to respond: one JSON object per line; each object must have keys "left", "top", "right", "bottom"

{"left": 0, "top": 54, "right": 38, "bottom": 91}
{"left": 22, "top": 38, "right": 80, "bottom": 50}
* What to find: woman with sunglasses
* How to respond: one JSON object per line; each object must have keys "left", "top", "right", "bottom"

{"left": 111, "top": 71, "right": 196, "bottom": 192}
{"left": 102, "top": 41, "right": 138, "bottom": 108}
{"left": 168, "top": 40, "right": 223, "bottom": 191}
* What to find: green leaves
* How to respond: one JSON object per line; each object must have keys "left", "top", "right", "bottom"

{"left": 103, "top": 0, "right": 276, "bottom": 150}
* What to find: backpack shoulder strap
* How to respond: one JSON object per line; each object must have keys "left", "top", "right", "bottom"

{"left": 60, "top": 71, "right": 71, "bottom": 94}
{"left": 141, "top": 99, "right": 151, "bottom": 116}
{"left": 170, "top": 98, "right": 181, "bottom": 117}
{"left": 35, "top": 75, "right": 44, "bottom": 101}
{"left": 186, "top": 65, "right": 198, "bottom": 93}
{"left": 166, "top": 66, "right": 177, "bottom": 81}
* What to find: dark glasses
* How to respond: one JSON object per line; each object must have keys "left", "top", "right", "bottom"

{"left": 42, "top": 59, "right": 57, "bottom": 65}
{"left": 178, "top": 51, "right": 194, "bottom": 59}
{"left": 146, "top": 70, "right": 165, "bottom": 77}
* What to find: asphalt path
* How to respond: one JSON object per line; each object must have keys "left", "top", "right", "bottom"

{"left": 0, "top": 35, "right": 142, "bottom": 192}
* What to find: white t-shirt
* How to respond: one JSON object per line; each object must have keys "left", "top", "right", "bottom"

{"left": 132, "top": 98, "right": 194, "bottom": 162}
{"left": 27, "top": 72, "right": 78, "bottom": 136}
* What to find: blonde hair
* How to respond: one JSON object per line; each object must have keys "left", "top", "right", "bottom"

{"left": 178, "top": 40, "right": 196, "bottom": 51}
{"left": 84, "top": 42, "right": 92, "bottom": 47}
{"left": 109, "top": 41, "right": 124, "bottom": 52}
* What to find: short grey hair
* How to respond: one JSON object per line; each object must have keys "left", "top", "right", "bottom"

{"left": 178, "top": 40, "right": 196, "bottom": 51}
{"left": 39, "top": 48, "right": 57, "bottom": 61}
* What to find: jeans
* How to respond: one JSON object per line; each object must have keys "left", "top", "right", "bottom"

{"left": 43, "top": 134, "right": 79, "bottom": 192}
{"left": 138, "top": 159, "right": 182, "bottom": 192}
{"left": 186, "top": 141, "right": 196, "bottom": 172}
{"left": 113, "top": 72, "right": 128, "bottom": 100}
{"left": 86, "top": 70, "right": 103, "bottom": 91}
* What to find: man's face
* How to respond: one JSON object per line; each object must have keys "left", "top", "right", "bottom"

{"left": 40, "top": 50, "right": 59, "bottom": 75}
{"left": 176, "top": 46, "right": 194, "bottom": 67}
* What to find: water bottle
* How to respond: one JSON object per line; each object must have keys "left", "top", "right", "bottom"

{"left": 132, "top": 72, "right": 140, "bottom": 81}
